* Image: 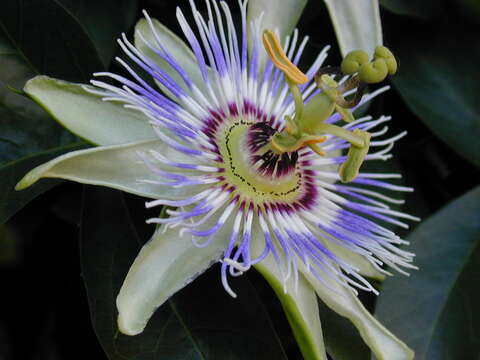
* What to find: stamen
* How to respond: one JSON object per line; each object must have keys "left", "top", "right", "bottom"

{"left": 339, "top": 129, "right": 371, "bottom": 183}
{"left": 341, "top": 46, "right": 398, "bottom": 84}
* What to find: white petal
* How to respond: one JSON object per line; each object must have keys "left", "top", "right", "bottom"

{"left": 252, "top": 229, "right": 328, "bottom": 360}
{"left": 323, "top": 0, "right": 383, "bottom": 56}
{"left": 247, "top": 0, "right": 308, "bottom": 41}
{"left": 301, "top": 265, "right": 414, "bottom": 360}
{"left": 15, "top": 140, "right": 198, "bottom": 200}
{"left": 134, "top": 17, "right": 205, "bottom": 98}
{"left": 326, "top": 242, "right": 385, "bottom": 280}
{"left": 117, "top": 218, "right": 231, "bottom": 335}
{"left": 24, "top": 76, "right": 155, "bottom": 146}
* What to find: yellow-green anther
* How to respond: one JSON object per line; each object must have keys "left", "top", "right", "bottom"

{"left": 340, "top": 46, "right": 398, "bottom": 84}
{"left": 341, "top": 50, "right": 369, "bottom": 75}
{"left": 358, "top": 59, "right": 388, "bottom": 84}
{"left": 374, "top": 46, "right": 397, "bottom": 75}
{"left": 339, "top": 129, "right": 371, "bottom": 183}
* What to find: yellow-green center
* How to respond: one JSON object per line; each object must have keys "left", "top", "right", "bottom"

{"left": 217, "top": 120, "right": 303, "bottom": 205}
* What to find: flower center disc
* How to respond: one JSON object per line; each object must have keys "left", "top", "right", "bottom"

{"left": 217, "top": 120, "right": 303, "bottom": 205}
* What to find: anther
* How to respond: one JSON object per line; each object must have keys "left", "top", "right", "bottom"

{"left": 340, "top": 46, "right": 398, "bottom": 84}
{"left": 339, "top": 129, "right": 371, "bottom": 183}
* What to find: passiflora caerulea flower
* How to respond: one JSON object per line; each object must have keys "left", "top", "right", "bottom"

{"left": 16, "top": 0, "right": 417, "bottom": 359}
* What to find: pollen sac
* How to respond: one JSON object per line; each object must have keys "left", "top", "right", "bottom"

{"left": 341, "top": 46, "right": 398, "bottom": 84}
{"left": 341, "top": 50, "right": 369, "bottom": 75}
{"left": 374, "top": 46, "right": 397, "bottom": 75}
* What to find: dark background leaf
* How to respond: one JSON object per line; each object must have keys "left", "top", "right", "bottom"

{"left": 0, "top": 142, "right": 86, "bottom": 225}
{"left": 0, "top": 0, "right": 138, "bottom": 227}
{"left": 383, "top": 8, "right": 480, "bottom": 168}
{"left": 54, "top": 0, "right": 138, "bottom": 68}
{"left": 80, "top": 186, "right": 289, "bottom": 360}
{"left": 375, "top": 186, "right": 480, "bottom": 359}
{"left": 0, "top": 30, "right": 77, "bottom": 164}
{"left": 379, "top": 0, "right": 445, "bottom": 19}
{"left": 0, "top": 182, "right": 105, "bottom": 360}
{"left": 0, "top": 0, "right": 104, "bottom": 82}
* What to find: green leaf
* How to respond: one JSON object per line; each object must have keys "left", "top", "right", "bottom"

{"left": 379, "top": 0, "right": 443, "bottom": 19}
{"left": 0, "top": 224, "right": 19, "bottom": 265}
{"left": 458, "top": 0, "right": 480, "bottom": 23}
{"left": 0, "top": 0, "right": 104, "bottom": 82}
{"left": 0, "top": 31, "right": 76, "bottom": 164}
{"left": 55, "top": 0, "right": 139, "bottom": 67}
{"left": 80, "top": 187, "right": 288, "bottom": 360}
{"left": 390, "top": 26, "right": 480, "bottom": 167}
{"left": 375, "top": 186, "right": 480, "bottom": 359}
{"left": 169, "top": 268, "right": 289, "bottom": 360}
{"left": 0, "top": 142, "right": 86, "bottom": 225}
{"left": 0, "top": 30, "right": 85, "bottom": 225}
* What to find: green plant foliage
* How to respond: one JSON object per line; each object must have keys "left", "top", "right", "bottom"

{"left": 0, "top": 0, "right": 138, "bottom": 225}
{"left": 0, "top": 0, "right": 138, "bottom": 81}
{"left": 0, "top": 32, "right": 77, "bottom": 164}
{"left": 53, "top": 0, "right": 139, "bottom": 67}
{"left": 375, "top": 186, "right": 480, "bottom": 359}
{"left": 379, "top": 0, "right": 444, "bottom": 19}
{"left": 388, "top": 24, "right": 480, "bottom": 168}
{"left": 0, "top": 1, "right": 101, "bottom": 82}
{"left": 0, "top": 143, "right": 86, "bottom": 225}
{"left": 458, "top": 0, "right": 480, "bottom": 23}
{"left": 80, "top": 187, "right": 289, "bottom": 360}
{"left": 0, "top": 30, "right": 86, "bottom": 224}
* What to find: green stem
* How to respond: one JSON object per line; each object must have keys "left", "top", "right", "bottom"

{"left": 287, "top": 78, "right": 304, "bottom": 127}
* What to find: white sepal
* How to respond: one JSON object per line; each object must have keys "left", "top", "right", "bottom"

{"left": 252, "top": 223, "right": 328, "bottom": 360}
{"left": 326, "top": 242, "right": 386, "bottom": 281}
{"left": 323, "top": 0, "right": 383, "bottom": 56}
{"left": 117, "top": 214, "right": 232, "bottom": 335}
{"left": 247, "top": 0, "right": 308, "bottom": 42}
{"left": 301, "top": 263, "right": 414, "bottom": 360}
{"left": 24, "top": 76, "right": 155, "bottom": 146}
{"left": 134, "top": 16, "right": 206, "bottom": 99}
{"left": 15, "top": 140, "right": 201, "bottom": 200}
